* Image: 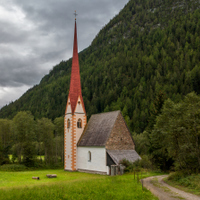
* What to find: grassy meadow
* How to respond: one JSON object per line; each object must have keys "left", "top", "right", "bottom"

{"left": 0, "top": 169, "right": 159, "bottom": 200}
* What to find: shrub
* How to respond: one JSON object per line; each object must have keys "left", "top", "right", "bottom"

{"left": 167, "top": 172, "right": 200, "bottom": 194}
{"left": 0, "top": 157, "right": 10, "bottom": 165}
{"left": 0, "top": 164, "right": 27, "bottom": 171}
{"left": 120, "top": 155, "right": 155, "bottom": 172}
{"left": 168, "top": 171, "right": 189, "bottom": 181}
{"left": 139, "top": 155, "right": 154, "bottom": 169}
{"left": 120, "top": 159, "right": 135, "bottom": 172}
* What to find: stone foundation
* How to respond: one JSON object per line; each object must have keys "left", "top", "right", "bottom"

{"left": 77, "top": 168, "right": 107, "bottom": 175}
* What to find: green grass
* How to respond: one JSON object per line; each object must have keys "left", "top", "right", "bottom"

{"left": 165, "top": 173, "right": 200, "bottom": 196}
{"left": 0, "top": 169, "right": 159, "bottom": 200}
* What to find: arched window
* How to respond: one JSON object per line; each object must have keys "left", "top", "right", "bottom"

{"left": 67, "top": 119, "right": 70, "bottom": 129}
{"left": 77, "top": 118, "right": 82, "bottom": 128}
{"left": 88, "top": 151, "right": 91, "bottom": 162}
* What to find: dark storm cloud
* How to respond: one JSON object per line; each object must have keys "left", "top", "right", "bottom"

{"left": 0, "top": 0, "right": 129, "bottom": 107}
{"left": 12, "top": 0, "right": 128, "bottom": 51}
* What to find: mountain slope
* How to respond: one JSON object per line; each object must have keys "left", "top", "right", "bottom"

{"left": 1, "top": 0, "right": 200, "bottom": 133}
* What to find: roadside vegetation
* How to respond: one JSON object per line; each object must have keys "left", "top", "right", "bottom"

{"left": 165, "top": 172, "right": 200, "bottom": 196}
{"left": 0, "top": 169, "right": 159, "bottom": 200}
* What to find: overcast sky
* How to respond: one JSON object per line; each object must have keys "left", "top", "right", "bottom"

{"left": 0, "top": 0, "right": 129, "bottom": 109}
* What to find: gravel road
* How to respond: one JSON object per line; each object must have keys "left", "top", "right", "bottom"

{"left": 142, "top": 175, "right": 200, "bottom": 200}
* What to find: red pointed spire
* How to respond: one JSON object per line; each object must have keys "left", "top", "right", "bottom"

{"left": 68, "top": 20, "right": 86, "bottom": 114}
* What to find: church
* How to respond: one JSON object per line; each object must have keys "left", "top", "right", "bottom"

{"left": 64, "top": 16, "right": 140, "bottom": 175}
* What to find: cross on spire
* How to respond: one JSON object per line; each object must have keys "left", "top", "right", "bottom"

{"left": 74, "top": 10, "right": 78, "bottom": 20}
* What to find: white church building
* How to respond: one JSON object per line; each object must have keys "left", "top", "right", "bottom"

{"left": 64, "top": 16, "right": 140, "bottom": 175}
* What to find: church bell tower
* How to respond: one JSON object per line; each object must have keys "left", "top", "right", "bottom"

{"left": 64, "top": 13, "right": 87, "bottom": 171}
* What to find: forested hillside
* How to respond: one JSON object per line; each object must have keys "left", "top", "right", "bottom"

{"left": 1, "top": 0, "right": 200, "bottom": 133}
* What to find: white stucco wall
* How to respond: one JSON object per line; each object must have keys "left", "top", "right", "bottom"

{"left": 66, "top": 98, "right": 71, "bottom": 113}
{"left": 77, "top": 147, "right": 110, "bottom": 175}
{"left": 64, "top": 114, "right": 72, "bottom": 170}
{"left": 75, "top": 96, "right": 84, "bottom": 113}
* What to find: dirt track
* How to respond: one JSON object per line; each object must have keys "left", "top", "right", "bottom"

{"left": 142, "top": 175, "right": 200, "bottom": 200}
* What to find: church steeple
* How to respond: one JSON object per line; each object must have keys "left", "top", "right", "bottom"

{"left": 68, "top": 17, "right": 85, "bottom": 114}
{"left": 64, "top": 15, "right": 87, "bottom": 171}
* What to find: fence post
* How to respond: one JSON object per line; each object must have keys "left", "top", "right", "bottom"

{"left": 141, "top": 179, "right": 143, "bottom": 190}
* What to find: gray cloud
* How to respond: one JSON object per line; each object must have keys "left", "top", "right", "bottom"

{"left": 0, "top": 23, "right": 28, "bottom": 44}
{"left": 0, "top": 0, "right": 129, "bottom": 108}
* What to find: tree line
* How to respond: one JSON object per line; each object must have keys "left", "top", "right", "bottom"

{"left": 0, "top": 111, "right": 64, "bottom": 167}
{"left": 134, "top": 92, "right": 200, "bottom": 173}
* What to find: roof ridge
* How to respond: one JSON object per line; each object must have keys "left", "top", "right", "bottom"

{"left": 91, "top": 110, "right": 120, "bottom": 116}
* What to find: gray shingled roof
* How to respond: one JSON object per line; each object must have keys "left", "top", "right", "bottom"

{"left": 107, "top": 150, "right": 141, "bottom": 165}
{"left": 78, "top": 110, "right": 120, "bottom": 146}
